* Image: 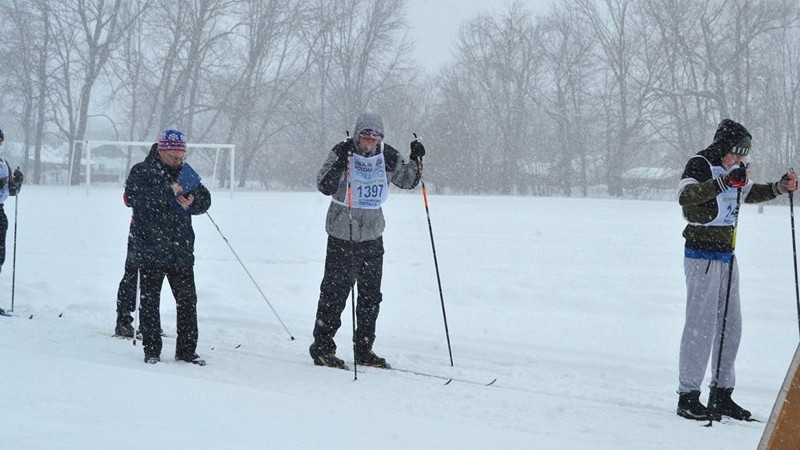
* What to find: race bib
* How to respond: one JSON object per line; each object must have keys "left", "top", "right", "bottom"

{"left": 349, "top": 152, "right": 388, "bottom": 209}
{"left": 707, "top": 161, "right": 752, "bottom": 226}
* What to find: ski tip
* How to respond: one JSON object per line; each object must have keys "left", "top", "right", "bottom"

{"left": 58, "top": 312, "right": 63, "bottom": 317}
{"left": 486, "top": 378, "right": 498, "bottom": 386}
{"left": 443, "top": 379, "right": 453, "bottom": 385}
{"left": 28, "top": 314, "right": 33, "bottom": 320}
{"left": 235, "top": 344, "right": 242, "bottom": 348}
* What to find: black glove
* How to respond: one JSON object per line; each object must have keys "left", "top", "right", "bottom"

{"left": 12, "top": 168, "right": 23, "bottom": 185}
{"left": 331, "top": 140, "right": 353, "bottom": 170}
{"left": 778, "top": 172, "right": 798, "bottom": 194}
{"left": 410, "top": 140, "right": 426, "bottom": 161}
{"left": 725, "top": 165, "right": 747, "bottom": 188}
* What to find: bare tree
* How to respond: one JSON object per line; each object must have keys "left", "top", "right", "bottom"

{"left": 571, "top": 0, "right": 659, "bottom": 196}
{"left": 0, "top": 0, "right": 55, "bottom": 183}
{"left": 537, "top": 5, "right": 597, "bottom": 196}
{"left": 453, "top": 2, "right": 541, "bottom": 194}
{"left": 46, "top": 0, "right": 149, "bottom": 184}
{"left": 209, "top": 0, "right": 313, "bottom": 188}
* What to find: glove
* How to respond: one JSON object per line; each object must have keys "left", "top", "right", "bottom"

{"left": 332, "top": 140, "right": 353, "bottom": 169}
{"left": 778, "top": 172, "right": 798, "bottom": 194}
{"left": 410, "top": 140, "right": 426, "bottom": 161}
{"left": 12, "top": 168, "right": 23, "bottom": 185}
{"left": 727, "top": 166, "right": 747, "bottom": 188}
{"left": 714, "top": 165, "right": 747, "bottom": 191}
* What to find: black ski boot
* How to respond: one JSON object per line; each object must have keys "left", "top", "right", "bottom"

{"left": 114, "top": 314, "right": 134, "bottom": 338}
{"left": 355, "top": 349, "right": 390, "bottom": 369}
{"left": 312, "top": 353, "right": 349, "bottom": 370}
{"left": 677, "top": 391, "right": 720, "bottom": 421}
{"left": 708, "top": 387, "right": 752, "bottom": 420}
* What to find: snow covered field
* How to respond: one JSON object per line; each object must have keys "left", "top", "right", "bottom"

{"left": 0, "top": 184, "right": 796, "bottom": 449}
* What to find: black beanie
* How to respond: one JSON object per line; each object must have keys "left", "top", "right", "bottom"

{"left": 730, "top": 136, "right": 751, "bottom": 156}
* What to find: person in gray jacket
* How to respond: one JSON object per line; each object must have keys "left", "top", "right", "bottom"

{"left": 310, "top": 111, "right": 424, "bottom": 370}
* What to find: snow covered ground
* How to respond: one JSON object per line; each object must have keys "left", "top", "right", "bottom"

{"left": 1, "top": 184, "right": 797, "bottom": 449}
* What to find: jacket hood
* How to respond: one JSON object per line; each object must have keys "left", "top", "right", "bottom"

{"left": 353, "top": 112, "right": 384, "bottom": 139}
{"left": 145, "top": 143, "right": 160, "bottom": 163}
{"left": 698, "top": 119, "right": 751, "bottom": 163}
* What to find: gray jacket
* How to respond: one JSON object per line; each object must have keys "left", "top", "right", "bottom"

{"left": 317, "top": 137, "right": 420, "bottom": 242}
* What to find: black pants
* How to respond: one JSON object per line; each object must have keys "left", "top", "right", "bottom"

{"left": 311, "top": 236, "right": 384, "bottom": 357}
{"left": 116, "top": 263, "right": 137, "bottom": 317}
{"left": 0, "top": 205, "right": 8, "bottom": 271}
{"left": 139, "top": 267, "right": 198, "bottom": 359}
{"left": 115, "top": 264, "right": 163, "bottom": 330}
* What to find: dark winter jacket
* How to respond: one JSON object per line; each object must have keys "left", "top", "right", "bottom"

{"left": 0, "top": 159, "right": 22, "bottom": 204}
{"left": 125, "top": 149, "right": 211, "bottom": 269}
{"left": 317, "top": 113, "right": 420, "bottom": 242}
{"left": 678, "top": 119, "right": 781, "bottom": 254}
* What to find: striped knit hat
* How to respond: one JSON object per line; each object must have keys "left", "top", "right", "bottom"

{"left": 158, "top": 128, "right": 187, "bottom": 152}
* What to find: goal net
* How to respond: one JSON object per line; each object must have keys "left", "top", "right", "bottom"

{"left": 71, "top": 140, "right": 236, "bottom": 194}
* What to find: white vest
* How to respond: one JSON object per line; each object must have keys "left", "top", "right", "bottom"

{"left": 0, "top": 159, "right": 10, "bottom": 204}
{"left": 684, "top": 155, "right": 752, "bottom": 226}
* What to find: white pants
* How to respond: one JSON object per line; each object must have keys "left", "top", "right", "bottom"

{"left": 678, "top": 257, "right": 741, "bottom": 393}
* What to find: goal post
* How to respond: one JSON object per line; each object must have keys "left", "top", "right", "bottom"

{"left": 72, "top": 140, "right": 236, "bottom": 195}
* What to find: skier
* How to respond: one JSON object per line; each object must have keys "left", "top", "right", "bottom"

{"left": 309, "top": 111, "right": 424, "bottom": 369}
{"left": 114, "top": 144, "right": 163, "bottom": 338}
{"left": 125, "top": 129, "right": 211, "bottom": 365}
{"left": 0, "top": 129, "right": 23, "bottom": 316}
{"left": 677, "top": 119, "right": 797, "bottom": 421}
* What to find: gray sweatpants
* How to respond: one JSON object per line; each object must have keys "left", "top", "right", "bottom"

{"left": 678, "top": 257, "right": 742, "bottom": 393}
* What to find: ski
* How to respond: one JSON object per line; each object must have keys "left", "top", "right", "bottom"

{"left": 379, "top": 366, "right": 497, "bottom": 386}
{"left": 0, "top": 308, "right": 24, "bottom": 318}
{"left": 178, "top": 358, "right": 207, "bottom": 366}
{"left": 701, "top": 416, "right": 763, "bottom": 427}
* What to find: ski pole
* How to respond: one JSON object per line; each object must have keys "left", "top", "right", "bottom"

{"left": 205, "top": 211, "right": 295, "bottom": 340}
{"left": 346, "top": 132, "right": 358, "bottom": 380}
{"left": 789, "top": 168, "right": 800, "bottom": 339}
{"left": 11, "top": 191, "right": 19, "bottom": 312}
{"left": 413, "top": 133, "right": 454, "bottom": 367}
{"left": 707, "top": 185, "right": 743, "bottom": 427}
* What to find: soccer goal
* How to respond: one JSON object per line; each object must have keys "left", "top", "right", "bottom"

{"left": 70, "top": 140, "right": 236, "bottom": 194}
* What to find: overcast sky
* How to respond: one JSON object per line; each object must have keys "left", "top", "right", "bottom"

{"left": 404, "top": 0, "right": 555, "bottom": 73}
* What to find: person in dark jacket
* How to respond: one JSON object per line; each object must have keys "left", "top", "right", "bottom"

{"left": 309, "top": 111, "right": 424, "bottom": 370}
{"left": 676, "top": 119, "right": 797, "bottom": 421}
{"left": 114, "top": 144, "right": 163, "bottom": 338}
{"left": 125, "top": 129, "right": 211, "bottom": 365}
{"left": 0, "top": 129, "right": 23, "bottom": 316}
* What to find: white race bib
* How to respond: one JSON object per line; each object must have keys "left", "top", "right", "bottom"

{"left": 348, "top": 151, "right": 388, "bottom": 209}
{"left": 707, "top": 162, "right": 752, "bottom": 226}
{"left": 0, "top": 160, "right": 9, "bottom": 204}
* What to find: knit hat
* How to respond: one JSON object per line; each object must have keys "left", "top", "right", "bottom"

{"left": 713, "top": 119, "right": 751, "bottom": 156}
{"left": 158, "top": 128, "right": 187, "bottom": 152}
{"left": 730, "top": 135, "right": 751, "bottom": 156}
